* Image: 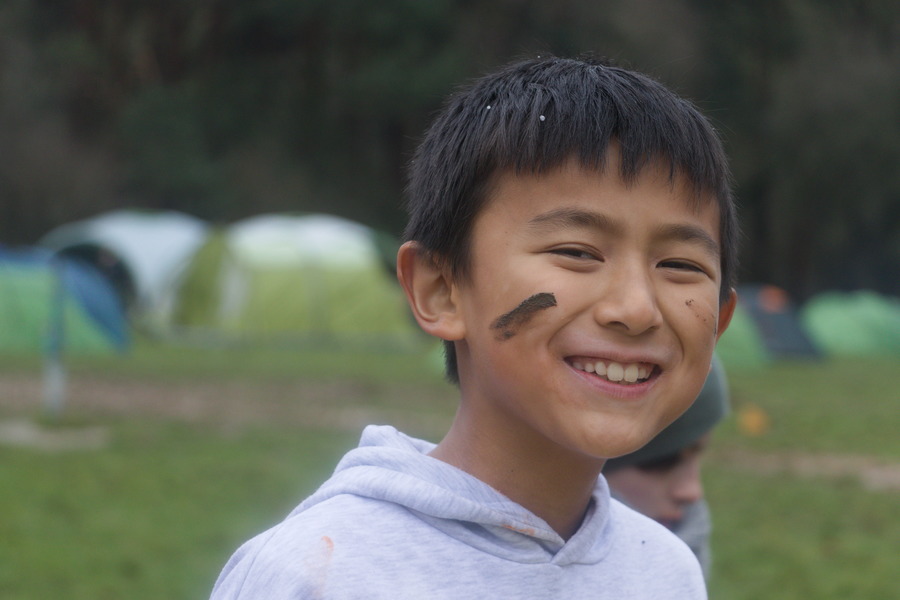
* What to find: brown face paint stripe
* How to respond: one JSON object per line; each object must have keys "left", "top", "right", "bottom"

{"left": 490, "top": 292, "right": 557, "bottom": 341}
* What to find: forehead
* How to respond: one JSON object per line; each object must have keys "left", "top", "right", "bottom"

{"left": 475, "top": 156, "right": 722, "bottom": 243}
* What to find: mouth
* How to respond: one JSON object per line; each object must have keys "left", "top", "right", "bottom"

{"left": 568, "top": 358, "right": 659, "bottom": 385}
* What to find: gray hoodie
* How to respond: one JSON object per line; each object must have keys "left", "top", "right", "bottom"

{"left": 211, "top": 425, "right": 706, "bottom": 599}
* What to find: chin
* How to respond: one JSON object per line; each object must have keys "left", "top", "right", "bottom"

{"left": 585, "top": 436, "right": 652, "bottom": 461}
{"left": 595, "top": 422, "right": 669, "bottom": 460}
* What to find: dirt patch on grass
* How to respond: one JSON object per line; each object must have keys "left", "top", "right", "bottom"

{"left": 0, "top": 418, "right": 110, "bottom": 451}
{"left": 0, "top": 373, "right": 456, "bottom": 438}
{"left": 717, "top": 448, "right": 900, "bottom": 493}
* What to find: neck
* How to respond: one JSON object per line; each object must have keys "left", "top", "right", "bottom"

{"left": 430, "top": 406, "right": 604, "bottom": 540}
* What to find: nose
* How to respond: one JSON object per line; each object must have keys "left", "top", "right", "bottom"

{"left": 593, "top": 264, "right": 663, "bottom": 335}
{"left": 670, "top": 460, "right": 704, "bottom": 505}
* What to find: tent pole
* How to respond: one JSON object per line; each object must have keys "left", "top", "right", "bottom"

{"left": 42, "top": 258, "right": 67, "bottom": 419}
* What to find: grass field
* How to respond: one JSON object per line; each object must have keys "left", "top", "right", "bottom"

{"left": 0, "top": 340, "right": 897, "bottom": 599}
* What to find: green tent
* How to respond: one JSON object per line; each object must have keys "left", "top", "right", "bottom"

{"left": 801, "top": 291, "right": 900, "bottom": 357}
{"left": 170, "top": 214, "right": 423, "bottom": 348}
{"left": 713, "top": 300, "right": 770, "bottom": 370}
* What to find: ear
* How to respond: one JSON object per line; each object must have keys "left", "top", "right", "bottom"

{"left": 715, "top": 287, "right": 738, "bottom": 341}
{"left": 396, "top": 241, "right": 466, "bottom": 341}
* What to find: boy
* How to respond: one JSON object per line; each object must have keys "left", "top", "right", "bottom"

{"left": 211, "top": 55, "right": 738, "bottom": 599}
{"left": 604, "top": 354, "right": 731, "bottom": 577}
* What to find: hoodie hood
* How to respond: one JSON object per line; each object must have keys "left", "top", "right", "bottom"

{"left": 290, "top": 425, "right": 616, "bottom": 566}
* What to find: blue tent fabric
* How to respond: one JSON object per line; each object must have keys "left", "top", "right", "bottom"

{"left": 738, "top": 284, "right": 820, "bottom": 359}
{"left": 0, "top": 246, "right": 129, "bottom": 354}
{"left": 59, "top": 257, "right": 129, "bottom": 349}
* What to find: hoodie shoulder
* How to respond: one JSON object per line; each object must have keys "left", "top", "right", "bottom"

{"left": 606, "top": 498, "right": 706, "bottom": 595}
{"left": 211, "top": 494, "right": 416, "bottom": 599}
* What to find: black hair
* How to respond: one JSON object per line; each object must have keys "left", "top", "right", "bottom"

{"left": 404, "top": 56, "right": 738, "bottom": 384}
{"left": 635, "top": 450, "right": 685, "bottom": 473}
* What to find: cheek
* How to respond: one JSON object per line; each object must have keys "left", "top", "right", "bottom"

{"left": 681, "top": 296, "right": 720, "bottom": 337}
{"left": 489, "top": 292, "right": 557, "bottom": 341}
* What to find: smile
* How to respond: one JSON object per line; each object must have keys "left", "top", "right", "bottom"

{"left": 570, "top": 359, "right": 656, "bottom": 385}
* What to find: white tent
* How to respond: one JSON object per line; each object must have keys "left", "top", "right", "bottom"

{"left": 40, "top": 209, "right": 209, "bottom": 322}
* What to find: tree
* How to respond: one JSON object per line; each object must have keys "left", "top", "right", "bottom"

{"left": 1, "top": 0, "right": 897, "bottom": 297}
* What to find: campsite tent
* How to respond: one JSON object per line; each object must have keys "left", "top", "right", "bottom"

{"left": 715, "top": 284, "right": 820, "bottom": 370}
{"left": 0, "top": 247, "right": 128, "bottom": 355}
{"left": 170, "top": 213, "right": 422, "bottom": 347}
{"left": 801, "top": 291, "right": 900, "bottom": 357}
{"left": 39, "top": 209, "right": 209, "bottom": 323}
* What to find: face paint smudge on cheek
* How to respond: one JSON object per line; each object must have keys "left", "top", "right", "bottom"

{"left": 686, "top": 297, "right": 719, "bottom": 336}
{"left": 685, "top": 298, "right": 709, "bottom": 323}
{"left": 490, "top": 292, "right": 557, "bottom": 341}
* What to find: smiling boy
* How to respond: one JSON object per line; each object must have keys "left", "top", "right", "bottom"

{"left": 211, "top": 56, "right": 737, "bottom": 599}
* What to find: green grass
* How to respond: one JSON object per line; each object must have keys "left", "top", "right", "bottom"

{"left": 0, "top": 343, "right": 897, "bottom": 599}
{"left": 706, "top": 465, "right": 898, "bottom": 599}
{"left": 721, "top": 357, "right": 899, "bottom": 458}
{"left": 0, "top": 419, "right": 357, "bottom": 600}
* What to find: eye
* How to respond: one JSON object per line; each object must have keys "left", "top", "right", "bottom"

{"left": 549, "top": 247, "right": 601, "bottom": 261}
{"left": 659, "top": 260, "right": 705, "bottom": 273}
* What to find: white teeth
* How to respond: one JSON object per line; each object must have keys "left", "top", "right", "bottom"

{"left": 573, "top": 359, "right": 652, "bottom": 384}
{"left": 624, "top": 364, "right": 639, "bottom": 383}
{"left": 606, "top": 362, "right": 624, "bottom": 382}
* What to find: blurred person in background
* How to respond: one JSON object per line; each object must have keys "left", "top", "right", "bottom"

{"left": 603, "top": 354, "right": 730, "bottom": 577}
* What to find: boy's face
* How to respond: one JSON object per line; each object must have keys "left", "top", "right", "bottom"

{"left": 604, "top": 434, "right": 710, "bottom": 528}
{"left": 451, "top": 154, "right": 735, "bottom": 463}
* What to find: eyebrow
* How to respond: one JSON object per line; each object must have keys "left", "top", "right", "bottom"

{"left": 653, "top": 223, "right": 720, "bottom": 259}
{"left": 527, "top": 207, "right": 623, "bottom": 235}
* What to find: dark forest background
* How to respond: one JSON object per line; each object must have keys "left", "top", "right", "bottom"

{"left": 1, "top": 0, "right": 897, "bottom": 300}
